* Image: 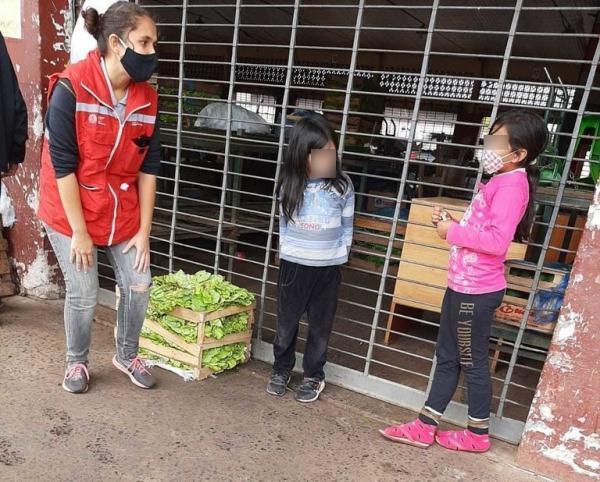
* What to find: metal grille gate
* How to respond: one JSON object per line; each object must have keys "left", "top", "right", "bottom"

{"left": 96, "top": 0, "right": 600, "bottom": 443}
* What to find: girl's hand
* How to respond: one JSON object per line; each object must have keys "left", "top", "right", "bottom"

{"left": 436, "top": 220, "right": 452, "bottom": 240}
{"left": 432, "top": 206, "right": 455, "bottom": 226}
{"left": 432, "top": 206, "right": 443, "bottom": 226}
{"left": 70, "top": 230, "right": 95, "bottom": 272}
{"left": 123, "top": 230, "right": 151, "bottom": 273}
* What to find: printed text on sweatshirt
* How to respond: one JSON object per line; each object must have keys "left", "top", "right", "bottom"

{"left": 279, "top": 179, "right": 355, "bottom": 267}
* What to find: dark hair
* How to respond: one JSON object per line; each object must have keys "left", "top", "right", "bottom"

{"left": 82, "top": 1, "right": 154, "bottom": 55}
{"left": 278, "top": 113, "right": 350, "bottom": 221}
{"left": 490, "top": 109, "right": 549, "bottom": 242}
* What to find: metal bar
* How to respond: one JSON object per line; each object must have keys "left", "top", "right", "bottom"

{"left": 256, "top": 0, "right": 301, "bottom": 342}
{"left": 363, "top": 0, "right": 440, "bottom": 376}
{"left": 212, "top": 1, "right": 241, "bottom": 274}
{"left": 496, "top": 35, "right": 600, "bottom": 418}
{"left": 472, "top": 0, "right": 523, "bottom": 194}
{"left": 338, "top": 0, "right": 365, "bottom": 160}
{"left": 167, "top": 0, "right": 188, "bottom": 273}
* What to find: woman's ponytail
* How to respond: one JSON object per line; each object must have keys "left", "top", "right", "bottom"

{"left": 82, "top": 7, "right": 102, "bottom": 40}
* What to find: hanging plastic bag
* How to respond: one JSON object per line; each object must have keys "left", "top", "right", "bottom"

{"left": 0, "top": 182, "right": 16, "bottom": 228}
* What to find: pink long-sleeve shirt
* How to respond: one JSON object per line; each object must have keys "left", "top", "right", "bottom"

{"left": 446, "top": 168, "right": 529, "bottom": 295}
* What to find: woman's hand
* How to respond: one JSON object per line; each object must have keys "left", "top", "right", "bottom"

{"left": 70, "top": 230, "right": 94, "bottom": 272}
{"left": 436, "top": 220, "right": 452, "bottom": 240}
{"left": 123, "top": 230, "right": 150, "bottom": 273}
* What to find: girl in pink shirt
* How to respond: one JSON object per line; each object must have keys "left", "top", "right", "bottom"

{"left": 380, "top": 110, "right": 549, "bottom": 453}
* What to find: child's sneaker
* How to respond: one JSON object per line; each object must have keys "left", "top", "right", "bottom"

{"left": 266, "top": 372, "right": 290, "bottom": 397}
{"left": 435, "top": 429, "right": 491, "bottom": 453}
{"left": 295, "top": 377, "right": 325, "bottom": 403}
{"left": 379, "top": 418, "right": 436, "bottom": 448}
{"left": 62, "top": 362, "right": 90, "bottom": 394}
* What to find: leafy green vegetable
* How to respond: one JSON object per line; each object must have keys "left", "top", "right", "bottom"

{"left": 139, "top": 335, "right": 248, "bottom": 376}
{"left": 149, "top": 270, "right": 255, "bottom": 317}
{"left": 155, "top": 315, "right": 198, "bottom": 343}
{"left": 139, "top": 271, "right": 253, "bottom": 378}
{"left": 158, "top": 87, "right": 218, "bottom": 126}
{"left": 140, "top": 327, "right": 180, "bottom": 350}
{"left": 146, "top": 311, "right": 249, "bottom": 344}
{"left": 204, "top": 312, "right": 249, "bottom": 340}
{"left": 138, "top": 348, "right": 193, "bottom": 371}
{"left": 201, "top": 343, "right": 247, "bottom": 372}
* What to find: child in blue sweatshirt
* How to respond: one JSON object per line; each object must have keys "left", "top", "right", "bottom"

{"left": 267, "top": 113, "right": 354, "bottom": 403}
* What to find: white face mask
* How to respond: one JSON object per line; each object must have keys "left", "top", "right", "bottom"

{"left": 481, "top": 149, "right": 517, "bottom": 175}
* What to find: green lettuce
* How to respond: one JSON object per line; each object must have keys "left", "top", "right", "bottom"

{"left": 201, "top": 343, "right": 247, "bottom": 372}
{"left": 138, "top": 347, "right": 193, "bottom": 371}
{"left": 149, "top": 270, "right": 255, "bottom": 317}
{"left": 154, "top": 314, "right": 198, "bottom": 343}
{"left": 140, "top": 326, "right": 180, "bottom": 350}
{"left": 205, "top": 312, "right": 249, "bottom": 340}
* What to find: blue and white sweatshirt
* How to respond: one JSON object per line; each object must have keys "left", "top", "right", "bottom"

{"left": 279, "top": 179, "right": 355, "bottom": 266}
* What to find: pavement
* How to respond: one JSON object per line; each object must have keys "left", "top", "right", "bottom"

{"left": 0, "top": 296, "right": 551, "bottom": 481}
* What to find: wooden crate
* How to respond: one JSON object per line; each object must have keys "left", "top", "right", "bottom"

{"left": 0, "top": 251, "right": 11, "bottom": 275}
{"left": 495, "top": 262, "right": 567, "bottom": 334}
{"left": 0, "top": 237, "right": 15, "bottom": 296}
{"left": 116, "top": 287, "right": 255, "bottom": 380}
{"left": 0, "top": 280, "right": 16, "bottom": 297}
{"left": 141, "top": 304, "right": 255, "bottom": 380}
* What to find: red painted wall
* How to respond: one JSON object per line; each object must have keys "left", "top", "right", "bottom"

{"left": 4, "top": 0, "right": 71, "bottom": 297}
{"left": 518, "top": 183, "right": 600, "bottom": 480}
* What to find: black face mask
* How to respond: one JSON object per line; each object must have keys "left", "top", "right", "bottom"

{"left": 118, "top": 37, "right": 157, "bottom": 83}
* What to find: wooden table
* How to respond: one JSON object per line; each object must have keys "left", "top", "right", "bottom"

{"left": 490, "top": 323, "right": 551, "bottom": 373}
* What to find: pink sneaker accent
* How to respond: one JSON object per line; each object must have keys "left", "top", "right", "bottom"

{"left": 66, "top": 362, "right": 89, "bottom": 382}
{"left": 379, "top": 419, "right": 436, "bottom": 448}
{"left": 436, "top": 429, "right": 491, "bottom": 453}
{"left": 128, "top": 356, "right": 150, "bottom": 375}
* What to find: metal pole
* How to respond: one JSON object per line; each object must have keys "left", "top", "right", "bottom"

{"left": 167, "top": 0, "right": 188, "bottom": 273}
{"left": 472, "top": 0, "right": 524, "bottom": 194}
{"left": 256, "top": 0, "right": 301, "bottom": 341}
{"left": 363, "top": 0, "right": 440, "bottom": 376}
{"left": 213, "top": 0, "right": 242, "bottom": 274}
{"left": 338, "top": 0, "right": 365, "bottom": 159}
{"left": 496, "top": 35, "right": 600, "bottom": 417}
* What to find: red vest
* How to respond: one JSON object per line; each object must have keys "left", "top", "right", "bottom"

{"left": 38, "top": 50, "right": 158, "bottom": 246}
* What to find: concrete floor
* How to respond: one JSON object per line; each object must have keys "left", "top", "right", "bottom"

{"left": 0, "top": 296, "right": 550, "bottom": 481}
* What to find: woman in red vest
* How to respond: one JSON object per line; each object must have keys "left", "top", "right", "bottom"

{"left": 38, "top": 2, "right": 160, "bottom": 393}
